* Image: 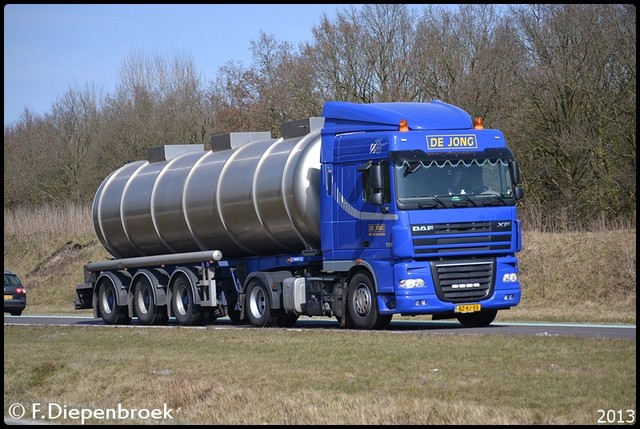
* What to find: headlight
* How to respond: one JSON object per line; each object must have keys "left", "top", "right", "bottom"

{"left": 399, "top": 278, "right": 425, "bottom": 289}
{"left": 502, "top": 273, "right": 518, "bottom": 283}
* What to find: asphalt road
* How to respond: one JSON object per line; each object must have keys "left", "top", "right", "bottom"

{"left": 4, "top": 315, "right": 636, "bottom": 339}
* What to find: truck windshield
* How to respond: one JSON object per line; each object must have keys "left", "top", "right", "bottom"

{"left": 394, "top": 159, "right": 515, "bottom": 209}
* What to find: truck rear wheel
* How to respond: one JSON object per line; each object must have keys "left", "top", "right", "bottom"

{"left": 278, "top": 313, "right": 299, "bottom": 328}
{"left": 246, "top": 279, "right": 279, "bottom": 327}
{"left": 171, "top": 277, "right": 204, "bottom": 326}
{"left": 456, "top": 309, "right": 498, "bottom": 328}
{"left": 98, "top": 280, "right": 131, "bottom": 325}
{"left": 347, "top": 273, "right": 390, "bottom": 330}
{"left": 134, "top": 277, "right": 168, "bottom": 325}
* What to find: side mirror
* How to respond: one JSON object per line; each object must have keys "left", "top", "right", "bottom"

{"left": 514, "top": 185, "right": 525, "bottom": 200}
{"left": 369, "top": 163, "right": 383, "bottom": 190}
{"left": 368, "top": 191, "right": 384, "bottom": 205}
{"left": 509, "top": 159, "right": 521, "bottom": 185}
{"left": 360, "top": 161, "right": 385, "bottom": 206}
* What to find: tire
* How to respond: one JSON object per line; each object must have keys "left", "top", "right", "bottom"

{"left": 245, "top": 279, "right": 279, "bottom": 327}
{"left": 456, "top": 309, "right": 498, "bottom": 328}
{"left": 10, "top": 311, "right": 22, "bottom": 316}
{"left": 278, "top": 313, "right": 299, "bottom": 328}
{"left": 200, "top": 308, "right": 217, "bottom": 325}
{"left": 134, "top": 277, "right": 168, "bottom": 325}
{"left": 225, "top": 285, "right": 245, "bottom": 324}
{"left": 347, "top": 273, "right": 386, "bottom": 330}
{"left": 98, "top": 280, "right": 131, "bottom": 325}
{"left": 171, "top": 276, "right": 204, "bottom": 326}
{"left": 228, "top": 307, "right": 244, "bottom": 324}
{"left": 373, "top": 314, "right": 393, "bottom": 330}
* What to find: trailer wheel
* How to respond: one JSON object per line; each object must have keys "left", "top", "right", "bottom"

{"left": 98, "top": 280, "right": 131, "bottom": 325}
{"left": 456, "top": 310, "right": 498, "bottom": 328}
{"left": 347, "top": 273, "right": 389, "bottom": 330}
{"left": 200, "top": 308, "right": 217, "bottom": 325}
{"left": 134, "top": 277, "right": 168, "bottom": 325}
{"left": 245, "top": 279, "right": 279, "bottom": 327}
{"left": 171, "top": 277, "right": 204, "bottom": 326}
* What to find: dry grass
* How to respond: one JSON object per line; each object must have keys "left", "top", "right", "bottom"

{"left": 509, "top": 230, "right": 636, "bottom": 324}
{"left": 4, "top": 202, "right": 93, "bottom": 237}
{"left": 3, "top": 325, "right": 636, "bottom": 425}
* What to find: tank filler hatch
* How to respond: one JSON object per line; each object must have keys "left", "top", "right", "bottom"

{"left": 147, "top": 144, "right": 207, "bottom": 163}
{"left": 281, "top": 117, "right": 325, "bottom": 139}
{"left": 210, "top": 132, "right": 273, "bottom": 152}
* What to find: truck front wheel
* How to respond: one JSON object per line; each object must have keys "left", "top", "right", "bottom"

{"left": 98, "top": 280, "right": 131, "bottom": 325}
{"left": 171, "top": 277, "right": 203, "bottom": 326}
{"left": 347, "top": 273, "right": 391, "bottom": 330}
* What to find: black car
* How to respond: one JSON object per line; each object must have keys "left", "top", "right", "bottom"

{"left": 4, "top": 270, "right": 27, "bottom": 316}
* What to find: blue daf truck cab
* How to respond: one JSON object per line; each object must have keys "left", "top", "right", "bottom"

{"left": 75, "top": 100, "right": 524, "bottom": 330}
{"left": 314, "top": 100, "right": 524, "bottom": 328}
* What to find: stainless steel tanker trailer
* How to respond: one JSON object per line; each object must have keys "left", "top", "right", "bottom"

{"left": 74, "top": 100, "right": 524, "bottom": 330}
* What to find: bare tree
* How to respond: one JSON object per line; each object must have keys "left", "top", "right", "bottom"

{"left": 308, "top": 6, "right": 375, "bottom": 102}
{"left": 102, "top": 49, "right": 210, "bottom": 164}
{"left": 510, "top": 4, "right": 636, "bottom": 228}
{"left": 208, "top": 32, "right": 323, "bottom": 137}
{"left": 4, "top": 109, "right": 57, "bottom": 206}
{"left": 48, "top": 82, "right": 106, "bottom": 202}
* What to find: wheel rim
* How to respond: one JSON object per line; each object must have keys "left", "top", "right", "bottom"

{"left": 101, "top": 286, "right": 115, "bottom": 315}
{"left": 174, "top": 284, "right": 190, "bottom": 316}
{"left": 249, "top": 286, "right": 266, "bottom": 320}
{"left": 136, "top": 285, "right": 150, "bottom": 315}
{"left": 353, "top": 283, "right": 372, "bottom": 317}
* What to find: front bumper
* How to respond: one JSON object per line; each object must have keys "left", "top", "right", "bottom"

{"left": 377, "top": 256, "right": 521, "bottom": 315}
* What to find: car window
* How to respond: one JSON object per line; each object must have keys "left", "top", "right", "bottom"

{"left": 4, "top": 274, "right": 21, "bottom": 286}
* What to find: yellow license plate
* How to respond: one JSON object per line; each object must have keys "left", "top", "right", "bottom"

{"left": 455, "top": 304, "right": 481, "bottom": 313}
{"left": 4, "top": 294, "right": 13, "bottom": 301}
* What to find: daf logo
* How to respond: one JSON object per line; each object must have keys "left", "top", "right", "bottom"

{"left": 412, "top": 225, "right": 434, "bottom": 232}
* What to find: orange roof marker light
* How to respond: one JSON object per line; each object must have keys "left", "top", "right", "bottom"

{"left": 473, "top": 117, "right": 484, "bottom": 130}
{"left": 399, "top": 119, "right": 409, "bottom": 132}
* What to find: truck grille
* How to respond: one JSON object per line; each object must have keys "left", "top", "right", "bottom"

{"left": 411, "top": 220, "right": 512, "bottom": 257}
{"left": 430, "top": 259, "right": 494, "bottom": 302}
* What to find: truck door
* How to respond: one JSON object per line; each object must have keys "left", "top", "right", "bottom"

{"left": 332, "top": 162, "right": 393, "bottom": 258}
{"left": 360, "top": 160, "right": 393, "bottom": 256}
{"left": 332, "top": 164, "right": 361, "bottom": 254}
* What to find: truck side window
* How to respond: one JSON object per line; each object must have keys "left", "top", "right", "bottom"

{"left": 363, "top": 160, "right": 390, "bottom": 204}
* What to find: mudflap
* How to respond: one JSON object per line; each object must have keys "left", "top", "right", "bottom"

{"left": 74, "top": 282, "right": 94, "bottom": 309}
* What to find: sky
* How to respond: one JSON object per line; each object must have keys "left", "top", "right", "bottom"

{"left": 3, "top": 4, "right": 354, "bottom": 127}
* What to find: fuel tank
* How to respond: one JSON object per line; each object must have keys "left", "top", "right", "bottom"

{"left": 92, "top": 123, "right": 323, "bottom": 259}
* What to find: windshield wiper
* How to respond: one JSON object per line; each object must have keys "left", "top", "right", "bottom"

{"left": 479, "top": 192, "right": 507, "bottom": 206}
{"left": 453, "top": 194, "right": 478, "bottom": 207}
{"left": 404, "top": 161, "right": 422, "bottom": 176}
{"left": 418, "top": 195, "right": 446, "bottom": 209}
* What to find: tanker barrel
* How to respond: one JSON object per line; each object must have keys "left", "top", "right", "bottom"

{"left": 92, "top": 118, "right": 324, "bottom": 260}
